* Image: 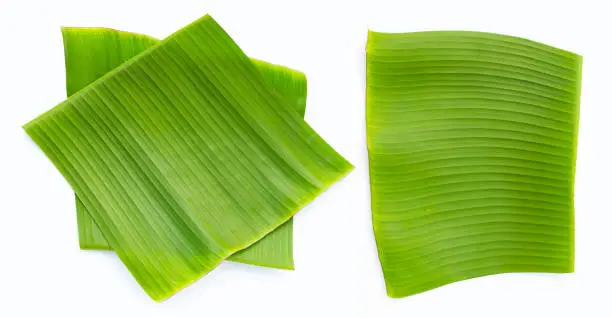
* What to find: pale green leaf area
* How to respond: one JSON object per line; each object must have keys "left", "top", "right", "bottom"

{"left": 64, "top": 28, "right": 307, "bottom": 270}
{"left": 25, "top": 15, "right": 353, "bottom": 301}
{"left": 367, "top": 31, "right": 581, "bottom": 298}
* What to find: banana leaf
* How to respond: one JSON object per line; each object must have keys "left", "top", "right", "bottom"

{"left": 25, "top": 15, "right": 353, "bottom": 301}
{"left": 366, "top": 31, "right": 581, "bottom": 297}
{"left": 64, "top": 28, "right": 307, "bottom": 269}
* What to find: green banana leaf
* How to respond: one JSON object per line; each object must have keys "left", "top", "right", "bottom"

{"left": 63, "top": 28, "right": 307, "bottom": 270}
{"left": 25, "top": 15, "right": 353, "bottom": 301}
{"left": 366, "top": 31, "right": 581, "bottom": 298}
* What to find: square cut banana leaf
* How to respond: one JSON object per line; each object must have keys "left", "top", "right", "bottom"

{"left": 25, "top": 15, "right": 353, "bottom": 301}
{"left": 367, "top": 30, "right": 581, "bottom": 298}
{"left": 63, "top": 27, "right": 307, "bottom": 270}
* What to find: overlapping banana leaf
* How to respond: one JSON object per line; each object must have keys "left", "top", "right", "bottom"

{"left": 25, "top": 15, "right": 353, "bottom": 301}
{"left": 366, "top": 31, "right": 581, "bottom": 297}
{"left": 63, "top": 28, "right": 307, "bottom": 269}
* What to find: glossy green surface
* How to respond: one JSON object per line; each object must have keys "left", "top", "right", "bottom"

{"left": 366, "top": 31, "right": 581, "bottom": 298}
{"left": 25, "top": 15, "right": 352, "bottom": 301}
{"left": 64, "top": 28, "right": 307, "bottom": 269}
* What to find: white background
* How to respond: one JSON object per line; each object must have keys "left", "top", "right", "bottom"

{"left": 0, "top": 0, "right": 610, "bottom": 317}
